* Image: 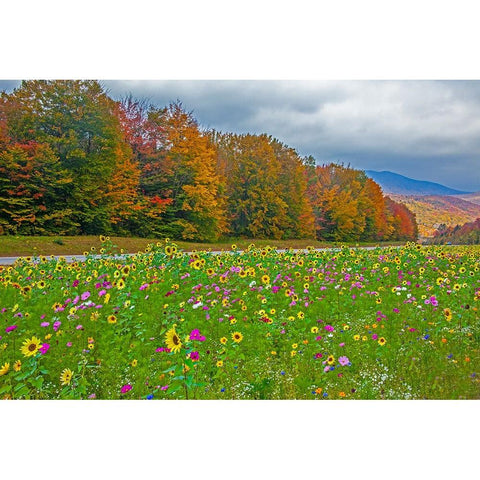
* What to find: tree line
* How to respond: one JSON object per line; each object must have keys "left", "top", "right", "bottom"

{"left": 0, "top": 80, "right": 418, "bottom": 242}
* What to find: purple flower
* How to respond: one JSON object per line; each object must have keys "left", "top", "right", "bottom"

{"left": 190, "top": 351, "right": 200, "bottom": 361}
{"left": 5, "top": 325, "right": 17, "bottom": 333}
{"left": 53, "top": 320, "right": 61, "bottom": 331}
{"left": 81, "top": 291, "right": 90, "bottom": 301}
{"left": 160, "top": 385, "right": 169, "bottom": 391}
{"left": 189, "top": 329, "right": 205, "bottom": 341}
{"left": 121, "top": 384, "right": 132, "bottom": 394}
{"left": 66, "top": 342, "right": 72, "bottom": 347}
{"left": 40, "top": 322, "right": 50, "bottom": 328}
{"left": 98, "top": 289, "right": 107, "bottom": 297}
{"left": 372, "top": 333, "right": 378, "bottom": 340}
{"left": 76, "top": 324, "right": 83, "bottom": 330}
{"left": 324, "top": 325, "right": 334, "bottom": 332}
{"left": 39, "top": 343, "right": 50, "bottom": 355}
{"left": 338, "top": 356, "right": 350, "bottom": 366}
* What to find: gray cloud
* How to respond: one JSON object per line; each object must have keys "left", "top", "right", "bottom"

{"left": 1, "top": 80, "right": 479, "bottom": 191}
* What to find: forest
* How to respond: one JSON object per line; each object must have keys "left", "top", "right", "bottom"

{"left": 0, "top": 80, "right": 417, "bottom": 242}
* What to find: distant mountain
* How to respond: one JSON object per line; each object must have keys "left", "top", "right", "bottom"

{"left": 365, "top": 170, "right": 471, "bottom": 196}
{"left": 388, "top": 194, "right": 480, "bottom": 238}
{"left": 453, "top": 192, "right": 480, "bottom": 205}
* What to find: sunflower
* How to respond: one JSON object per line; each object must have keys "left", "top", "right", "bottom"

{"left": 231, "top": 332, "right": 243, "bottom": 343}
{"left": 165, "top": 327, "right": 182, "bottom": 353}
{"left": 13, "top": 360, "right": 21, "bottom": 372}
{"left": 0, "top": 362, "right": 9, "bottom": 376}
{"left": 220, "top": 337, "right": 227, "bottom": 345}
{"left": 107, "top": 314, "right": 117, "bottom": 324}
{"left": 20, "top": 336, "right": 43, "bottom": 357}
{"left": 60, "top": 368, "right": 73, "bottom": 386}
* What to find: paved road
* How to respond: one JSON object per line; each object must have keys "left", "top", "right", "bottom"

{"left": 0, "top": 246, "right": 393, "bottom": 266}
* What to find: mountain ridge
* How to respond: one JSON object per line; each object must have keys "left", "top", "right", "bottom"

{"left": 365, "top": 170, "right": 472, "bottom": 196}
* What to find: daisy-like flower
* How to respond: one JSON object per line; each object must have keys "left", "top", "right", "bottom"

{"left": 107, "top": 315, "right": 117, "bottom": 324}
{"left": 231, "top": 332, "right": 243, "bottom": 343}
{"left": 131, "top": 359, "right": 138, "bottom": 367}
{"left": 378, "top": 337, "right": 387, "bottom": 346}
{"left": 165, "top": 327, "right": 182, "bottom": 354}
{"left": 0, "top": 362, "right": 9, "bottom": 376}
{"left": 20, "top": 336, "right": 43, "bottom": 357}
{"left": 13, "top": 360, "right": 21, "bottom": 372}
{"left": 220, "top": 337, "right": 227, "bottom": 345}
{"left": 327, "top": 355, "right": 335, "bottom": 365}
{"left": 216, "top": 360, "right": 223, "bottom": 367}
{"left": 60, "top": 368, "right": 73, "bottom": 386}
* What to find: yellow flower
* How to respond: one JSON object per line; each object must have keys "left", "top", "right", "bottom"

{"left": 292, "top": 343, "right": 298, "bottom": 349}
{"left": 353, "top": 334, "right": 360, "bottom": 341}
{"left": 131, "top": 359, "right": 138, "bottom": 367}
{"left": 220, "top": 337, "right": 227, "bottom": 345}
{"left": 271, "top": 351, "right": 277, "bottom": 355}
{"left": 231, "top": 332, "right": 243, "bottom": 343}
{"left": 60, "top": 368, "right": 73, "bottom": 386}
{"left": 216, "top": 360, "right": 223, "bottom": 367}
{"left": 107, "top": 315, "right": 117, "bottom": 324}
{"left": 0, "top": 362, "right": 9, "bottom": 376}
{"left": 327, "top": 355, "right": 335, "bottom": 365}
{"left": 290, "top": 350, "right": 297, "bottom": 357}
{"left": 311, "top": 326, "right": 319, "bottom": 334}
{"left": 378, "top": 337, "right": 387, "bottom": 346}
{"left": 13, "top": 360, "right": 21, "bottom": 372}
{"left": 165, "top": 327, "right": 182, "bottom": 354}
{"left": 20, "top": 336, "right": 43, "bottom": 357}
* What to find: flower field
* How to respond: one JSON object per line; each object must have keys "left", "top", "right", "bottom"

{"left": 1, "top": 239, "right": 479, "bottom": 400}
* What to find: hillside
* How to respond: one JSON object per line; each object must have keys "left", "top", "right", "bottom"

{"left": 453, "top": 192, "right": 480, "bottom": 205}
{"left": 388, "top": 194, "right": 480, "bottom": 238}
{"left": 365, "top": 170, "right": 470, "bottom": 195}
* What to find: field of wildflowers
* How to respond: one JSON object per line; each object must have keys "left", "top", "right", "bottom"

{"left": 1, "top": 238, "right": 479, "bottom": 399}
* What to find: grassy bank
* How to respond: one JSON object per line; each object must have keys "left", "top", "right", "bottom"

{"left": 0, "top": 236, "right": 406, "bottom": 257}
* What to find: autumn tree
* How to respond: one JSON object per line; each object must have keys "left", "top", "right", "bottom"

{"left": 2, "top": 80, "right": 139, "bottom": 234}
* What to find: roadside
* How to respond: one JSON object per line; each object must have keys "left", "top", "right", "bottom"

{"left": 0, "top": 235, "right": 406, "bottom": 257}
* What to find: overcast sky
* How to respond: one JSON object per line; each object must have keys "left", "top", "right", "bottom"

{"left": 1, "top": 80, "right": 479, "bottom": 192}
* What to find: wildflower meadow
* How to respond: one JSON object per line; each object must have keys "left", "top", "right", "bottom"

{"left": 0, "top": 238, "right": 479, "bottom": 400}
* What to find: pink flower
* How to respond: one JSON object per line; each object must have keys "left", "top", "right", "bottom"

{"left": 76, "top": 324, "right": 83, "bottom": 330}
{"left": 160, "top": 385, "right": 169, "bottom": 391}
{"left": 39, "top": 343, "right": 50, "bottom": 355}
{"left": 5, "top": 325, "right": 17, "bottom": 333}
{"left": 324, "top": 325, "right": 334, "bottom": 332}
{"left": 372, "top": 334, "right": 378, "bottom": 340}
{"left": 81, "top": 291, "right": 90, "bottom": 301}
{"left": 40, "top": 322, "right": 50, "bottom": 327}
{"left": 66, "top": 342, "right": 72, "bottom": 347}
{"left": 53, "top": 320, "right": 61, "bottom": 331}
{"left": 338, "top": 356, "right": 350, "bottom": 366}
{"left": 98, "top": 289, "right": 107, "bottom": 296}
{"left": 121, "top": 384, "right": 132, "bottom": 394}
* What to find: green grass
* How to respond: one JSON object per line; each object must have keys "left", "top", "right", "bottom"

{"left": 0, "top": 235, "right": 405, "bottom": 257}
{"left": 0, "top": 241, "right": 478, "bottom": 399}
